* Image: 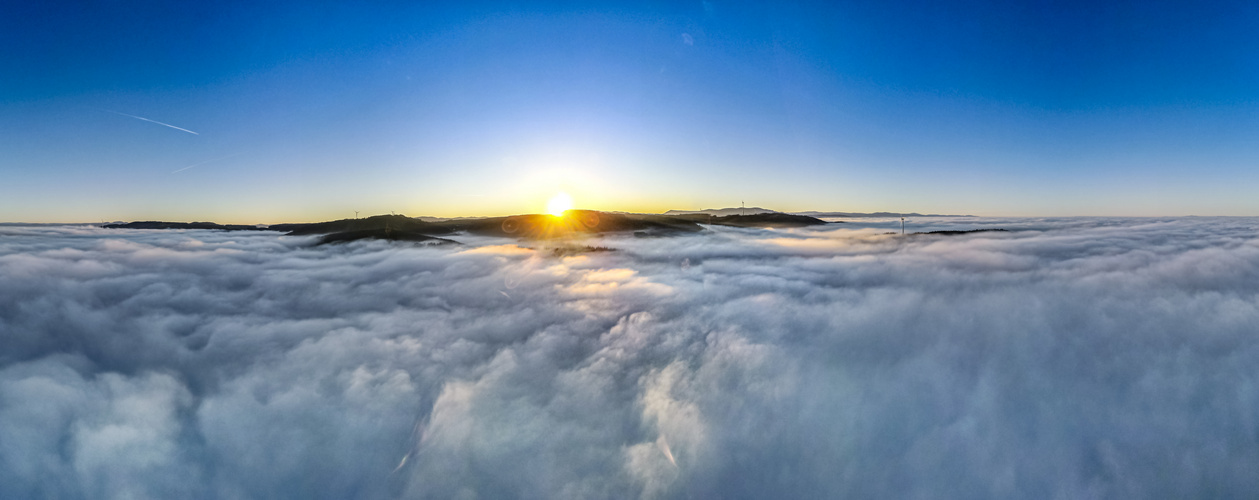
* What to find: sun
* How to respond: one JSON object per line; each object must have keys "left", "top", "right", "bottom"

{"left": 546, "top": 192, "right": 573, "bottom": 217}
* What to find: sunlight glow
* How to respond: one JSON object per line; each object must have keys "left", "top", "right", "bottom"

{"left": 547, "top": 192, "right": 573, "bottom": 216}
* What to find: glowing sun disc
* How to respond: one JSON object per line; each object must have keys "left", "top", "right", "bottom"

{"left": 547, "top": 192, "right": 573, "bottom": 216}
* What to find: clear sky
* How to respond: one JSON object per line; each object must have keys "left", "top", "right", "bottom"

{"left": 4, "top": 0, "right": 1259, "bottom": 223}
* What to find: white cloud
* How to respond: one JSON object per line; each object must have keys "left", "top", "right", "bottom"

{"left": 2, "top": 218, "right": 1259, "bottom": 498}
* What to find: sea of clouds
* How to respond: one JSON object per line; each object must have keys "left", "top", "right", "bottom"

{"left": 2, "top": 217, "right": 1258, "bottom": 499}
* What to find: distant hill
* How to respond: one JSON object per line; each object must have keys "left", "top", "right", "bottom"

{"left": 316, "top": 228, "right": 459, "bottom": 246}
{"left": 102, "top": 221, "right": 267, "bottom": 231}
{"left": 100, "top": 209, "right": 830, "bottom": 242}
{"left": 103, "top": 211, "right": 707, "bottom": 241}
{"left": 437, "top": 210, "right": 705, "bottom": 238}
{"left": 664, "top": 207, "right": 777, "bottom": 216}
{"left": 668, "top": 212, "right": 832, "bottom": 228}
{"left": 663, "top": 208, "right": 974, "bottom": 218}
{"left": 913, "top": 229, "right": 1007, "bottom": 236}
{"left": 271, "top": 214, "right": 455, "bottom": 236}
{"left": 793, "top": 211, "right": 974, "bottom": 218}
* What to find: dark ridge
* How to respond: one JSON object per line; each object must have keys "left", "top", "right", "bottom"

{"left": 669, "top": 212, "right": 832, "bottom": 228}
{"left": 548, "top": 245, "right": 616, "bottom": 257}
{"left": 796, "top": 211, "right": 975, "bottom": 218}
{"left": 274, "top": 214, "right": 454, "bottom": 236}
{"left": 913, "top": 229, "right": 1009, "bottom": 236}
{"left": 316, "top": 228, "right": 459, "bottom": 246}
{"left": 102, "top": 211, "right": 824, "bottom": 237}
{"left": 102, "top": 221, "right": 266, "bottom": 231}
{"left": 664, "top": 207, "right": 777, "bottom": 216}
{"left": 439, "top": 210, "right": 705, "bottom": 238}
{"left": 99, "top": 210, "right": 725, "bottom": 240}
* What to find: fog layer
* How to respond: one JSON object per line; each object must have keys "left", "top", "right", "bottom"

{"left": 2, "top": 218, "right": 1258, "bottom": 499}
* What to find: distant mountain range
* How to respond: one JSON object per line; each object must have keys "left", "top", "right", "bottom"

{"left": 665, "top": 208, "right": 973, "bottom": 218}
{"left": 100, "top": 206, "right": 981, "bottom": 245}
{"left": 101, "top": 221, "right": 266, "bottom": 230}
{"left": 793, "top": 211, "right": 975, "bottom": 218}
{"left": 664, "top": 207, "right": 777, "bottom": 216}
{"left": 103, "top": 210, "right": 833, "bottom": 244}
{"left": 666, "top": 212, "right": 835, "bottom": 228}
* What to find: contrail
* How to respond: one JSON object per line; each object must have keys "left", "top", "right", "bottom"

{"left": 172, "top": 153, "right": 242, "bottom": 174}
{"left": 102, "top": 109, "right": 199, "bottom": 135}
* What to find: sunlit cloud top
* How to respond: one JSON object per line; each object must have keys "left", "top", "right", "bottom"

{"left": 4, "top": 217, "right": 1259, "bottom": 496}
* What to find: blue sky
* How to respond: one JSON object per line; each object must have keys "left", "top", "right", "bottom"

{"left": 4, "top": 0, "right": 1259, "bottom": 222}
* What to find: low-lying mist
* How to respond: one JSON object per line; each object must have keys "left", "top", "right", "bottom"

{"left": 3, "top": 217, "right": 1258, "bottom": 499}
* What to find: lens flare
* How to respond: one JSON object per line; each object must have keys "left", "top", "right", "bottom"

{"left": 547, "top": 192, "right": 573, "bottom": 217}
